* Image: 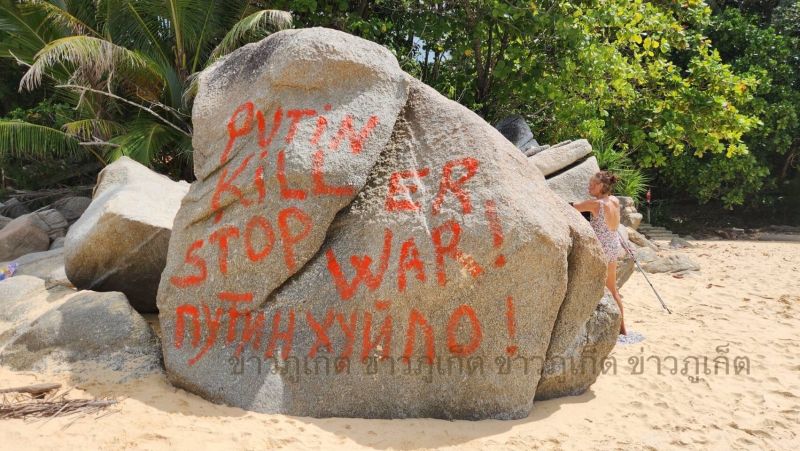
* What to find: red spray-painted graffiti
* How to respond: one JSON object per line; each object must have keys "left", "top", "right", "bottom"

{"left": 169, "top": 100, "right": 516, "bottom": 367}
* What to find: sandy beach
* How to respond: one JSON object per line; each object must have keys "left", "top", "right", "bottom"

{"left": 1, "top": 239, "right": 798, "bottom": 450}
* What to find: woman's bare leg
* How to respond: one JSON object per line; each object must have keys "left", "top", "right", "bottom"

{"left": 606, "top": 261, "right": 626, "bottom": 335}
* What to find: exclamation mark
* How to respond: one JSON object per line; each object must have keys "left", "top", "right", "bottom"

{"left": 485, "top": 200, "right": 505, "bottom": 267}
{"left": 505, "top": 296, "right": 518, "bottom": 356}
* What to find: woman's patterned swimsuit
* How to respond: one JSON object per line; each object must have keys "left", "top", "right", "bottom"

{"left": 590, "top": 197, "right": 622, "bottom": 263}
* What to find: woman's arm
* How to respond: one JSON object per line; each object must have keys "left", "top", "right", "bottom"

{"left": 571, "top": 199, "right": 599, "bottom": 215}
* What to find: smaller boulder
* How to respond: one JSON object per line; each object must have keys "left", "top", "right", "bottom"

{"left": 628, "top": 227, "right": 658, "bottom": 250}
{"left": 545, "top": 156, "right": 600, "bottom": 204}
{"left": 52, "top": 196, "right": 92, "bottom": 224}
{"left": 495, "top": 115, "right": 536, "bottom": 149}
{"left": 0, "top": 214, "right": 51, "bottom": 261}
{"left": 31, "top": 209, "right": 69, "bottom": 240}
{"left": 1, "top": 247, "right": 68, "bottom": 285}
{"left": 64, "top": 157, "right": 189, "bottom": 313}
{"left": 634, "top": 246, "right": 659, "bottom": 264}
{"left": 0, "top": 289, "right": 162, "bottom": 377}
{"left": 618, "top": 197, "right": 643, "bottom": 230}
{"left": 0, "top": 198, "right": 30, "bottom": 218}
{"left": 0, "top": 215, "right": 11, "bottom": 230}
{"left": 535, "top": 294, "right": 620, "bottom": 400}
{"left": 524, "top": 144, "right": 550, "bottom": 157}
{"left": 669, "top": 236, "right": 694, "bottom": 249}
{"left": 642, "top": 254, "right": 700, "bottom": 274}
{"left": 528, "top": 139, "right": 593, "bottom": 177}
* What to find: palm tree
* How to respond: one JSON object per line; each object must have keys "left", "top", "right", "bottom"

{"left": 0, "top": 0, "right": 292, "bottom": 179}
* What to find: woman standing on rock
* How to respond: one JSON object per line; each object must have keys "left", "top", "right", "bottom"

{"left": 572, "top": 171, "right": 626, "bottom": 335}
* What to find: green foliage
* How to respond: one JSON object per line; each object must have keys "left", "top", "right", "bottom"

{"left": 707, "top": 5, "right": 800, "bottom": 206}
{"left": 270, "top": 0, "right": 765, "bottom": 208}
{"left": 0, "top": 0, "right": 292, "bottom": 182}
{"left": 592, "top": 138, "right": 650, "bottom": 202}
{"left": 1, "top": 0, "right": 797, "bottom": 213}
{"left": 0, "top": 120, "right": 79, "bottom": 159}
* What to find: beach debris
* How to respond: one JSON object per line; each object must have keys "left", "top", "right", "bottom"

{"left": 0, "top": 262, "right": 18, "bottom": 281}
{"left": 0, "top": 386, "right": 117, "bottom": 421}
{"left": 616, "top": 330, "right": 645, "bottom": 345}
{"left": 0, "top": 383, "right": 61, "bottom": 396}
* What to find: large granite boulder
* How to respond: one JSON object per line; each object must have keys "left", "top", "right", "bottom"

{"left": 0, "top": 278, "right": 162, "bottom": 378}
{"left": 0, "top": 212, "right": 53, "bottom": 261}
{"left": 157, "top": 28, "right": 610, "bottom": 420}
{"left": 64, "top": 157, "right": 189, "bottom": 313}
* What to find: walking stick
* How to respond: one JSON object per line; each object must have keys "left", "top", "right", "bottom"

{"left": 617, "top": 231, "right": 672, "bottom": 314}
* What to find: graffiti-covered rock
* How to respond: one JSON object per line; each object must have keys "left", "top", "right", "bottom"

{"left": 157, "top": 28, "right": 609, "bottom": 420}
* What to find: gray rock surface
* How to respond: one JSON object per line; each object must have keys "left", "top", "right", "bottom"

{"left": 494, "top": 115, "right": 536, "bottom": 149}
{"left": 634, "top": 246, "right": 658, "bottom": 264}
{"left": 64, "top": 157, "right": 189, "bottom": 313}
{"left": 32, "top": 209, "right": 68, "bottom": 240}
{"left": 157, "top": 28, "right": 610, "bottom": 420}
{"left": 52, "top": 196, "right": 92, "bottom": 224}
{"left": 669, "top": 236, "right": 694, "bottom": 249}
{"left": 0, "top": 198, "right": 29, "bottom": 218}
{"left": 628, "top": 227, "right": 658, "bottom": 250}
{"left": 642, "top": 254, "right": 700, "bottom": 274}
{"left": 544, "top": 156, "right": 600, "bottom": 205}
{"left": 528, "top": 139, "right": 593, "bottom": 177}
{"left": 0, "top": 213, "right": 51, "bottom": 261}
{"left": 618, "top": 197, "right": 643, "bottom": 230}
{"left": 50, "top": 236, "right": 65, "bottom": 249}
{"left": 1, "top": 248, "right": 69, "bottom": 285}
{"left": 535, "top": 294, "right": 620, "bottom": 400}
{"left": 524, "top": 144, "right": 550, "bottom": 157}
{"left": 0, "top": 287, "right": 162, "bottom": 376}
{"left": 0, "top": 215, "right": 10, "bottom": 230}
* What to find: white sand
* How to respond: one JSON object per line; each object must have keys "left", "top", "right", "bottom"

{"left": 1, "top": 240, "right": 798, "bottom": 450}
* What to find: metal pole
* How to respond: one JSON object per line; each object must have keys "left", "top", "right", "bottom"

{"left": 618, "top": 231, "right": 672, "bottom": 314}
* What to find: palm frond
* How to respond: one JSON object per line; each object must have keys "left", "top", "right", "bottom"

{"left": 0, "top": 0, "right": 59, "bottom": 61}
{"left": 62, "top": 118, "right": 125, "bottom": 140}
{"left": 34, "top": 0, "right": 100, "bottom": 36}
{"left": 20, "top": 35, "right": 162, "bottom": 91}
{"left": 209, "top": 9, "right": 291, "bottom": 62}
{"left": 110, "top": 119, "right": 174, "bottom": 165}
{"left": 0, "top": 120, "right": 80, "bottom": 159}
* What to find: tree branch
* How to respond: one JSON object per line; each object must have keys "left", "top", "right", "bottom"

{"left": 55, "top": 84, "right": 192, "bottom": 137}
